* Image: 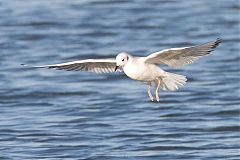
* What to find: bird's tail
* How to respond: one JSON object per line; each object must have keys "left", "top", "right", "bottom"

{"left": 158, "top": 72, "right": 187, "bottom": 91}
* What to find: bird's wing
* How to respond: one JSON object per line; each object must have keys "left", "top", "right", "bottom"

{"left": 144, "top": 38, "right": 222, "bottom": 68}
{"left": 24, "top": 58, "right": 121, "bottom": 73}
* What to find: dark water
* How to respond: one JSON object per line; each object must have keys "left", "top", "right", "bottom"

{"left": 0, "top": 0, "right": 240, "bottom": 159}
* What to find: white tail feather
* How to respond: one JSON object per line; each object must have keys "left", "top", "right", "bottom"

{"left": 159, "top": 72, "right": 187, "bottom": 91}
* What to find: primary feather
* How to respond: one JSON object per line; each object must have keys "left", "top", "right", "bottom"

{"left": 27, "top": 58, "right": 121, "bottom": 74}
{"left": 144, "top": 38, "right": 222, "bottom": 68}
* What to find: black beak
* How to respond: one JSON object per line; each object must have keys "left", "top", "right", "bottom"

{"left": 114, "top": 66, "right": 119, "bottom": 72}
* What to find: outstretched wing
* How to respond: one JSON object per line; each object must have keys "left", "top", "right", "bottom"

{"left": 144, "top": 38, "right": 222, "bottom": 68}
{"left": 23, "top": 58, "right": 121, "bottom": 73}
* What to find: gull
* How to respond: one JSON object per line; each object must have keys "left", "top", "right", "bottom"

{"left": 23, "top": 38, "right": 222, "bottom": 102}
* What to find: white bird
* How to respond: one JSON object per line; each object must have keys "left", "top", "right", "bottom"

{"left": 24, "top": 38, "right": 222, "bottom": 102}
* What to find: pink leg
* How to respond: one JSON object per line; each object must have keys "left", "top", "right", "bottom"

{"left": 148, "top": 82, "right": 154, "bottom": 101}
{"left": 155, "top": 78, "right": 161, "bottom": 102}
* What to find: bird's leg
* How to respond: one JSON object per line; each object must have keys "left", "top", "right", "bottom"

{"left": 155, "top": 78, "right": 161, "bottom": 102}
{"left": 148, "top": 82, "right": 154, "bottom": 102}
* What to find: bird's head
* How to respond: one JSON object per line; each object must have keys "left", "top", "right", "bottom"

{"left": 115, "top": 52, "right": 130, "bottom": 71}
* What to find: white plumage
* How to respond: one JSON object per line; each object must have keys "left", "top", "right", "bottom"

{"left": 24, "top": 38, "right": 222, "bottom": 102}
{"left": 144, "top": 38, "right": 222, "bottom": 68}
{"left": 31, "top": 58, "right": 121, "bottom": 73}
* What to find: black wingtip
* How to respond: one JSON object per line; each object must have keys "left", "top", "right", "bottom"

{"left": 217, "top": 37, "right": 223, "bottom": 42}
{"left": 21, "top": 64, "right": 27, "bottom": 66}
{"left": 212, "top": 38, "right": 222, "bottom": 48}
{"left": 216, "top": 38, "right": 222, "bottom": 44}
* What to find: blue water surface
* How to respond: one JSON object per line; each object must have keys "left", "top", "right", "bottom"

{"left": 0, "top": 0, "right": 239, "bottom": 159}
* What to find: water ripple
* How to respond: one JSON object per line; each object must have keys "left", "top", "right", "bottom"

{"left": 0, "top": 0, "right": 239, "bottom": 159}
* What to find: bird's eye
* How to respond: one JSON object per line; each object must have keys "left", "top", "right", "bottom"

{"left": 122, "top": 59, "right": 124, "bottom": 62}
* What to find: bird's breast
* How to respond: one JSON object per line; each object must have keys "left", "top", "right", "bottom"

{"left": 123, "top": 62, "right": 159, "bottom": 82}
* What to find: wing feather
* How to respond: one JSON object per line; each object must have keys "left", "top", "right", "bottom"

{"left": 144, "top": 38, "right": 222, "bottom": 68}
{"left": 26, "top": 58, "right": 121, "bottom": 73}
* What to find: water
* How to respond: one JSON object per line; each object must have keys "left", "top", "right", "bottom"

{"left": 0, "top": 0, "right": 240, "bottom": 159}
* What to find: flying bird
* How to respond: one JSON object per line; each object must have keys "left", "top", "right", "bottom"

{"left": 23, "top": 38, "right": 222, "bottom": 102}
